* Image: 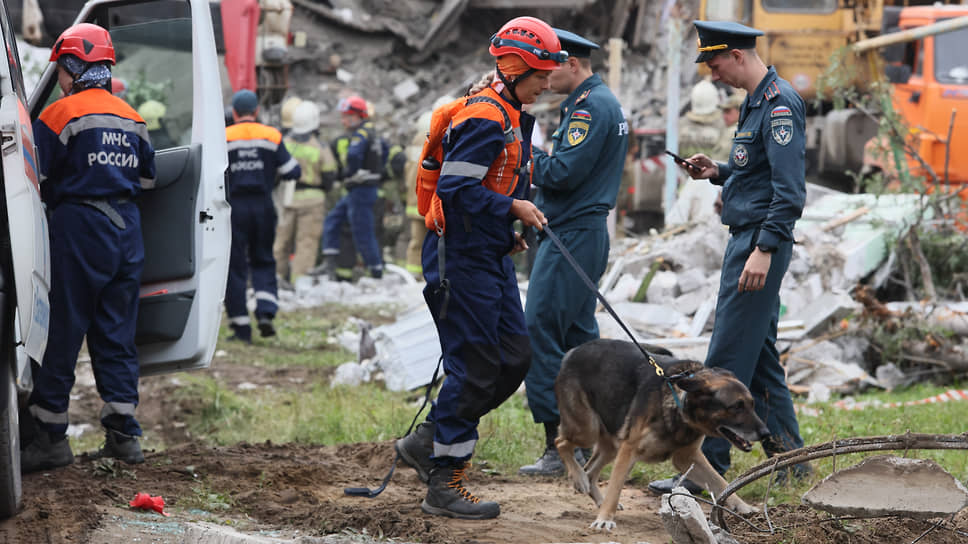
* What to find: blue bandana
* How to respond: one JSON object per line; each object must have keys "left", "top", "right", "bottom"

{"left": 58, "top": 54, "right": 111, "bottom": 93}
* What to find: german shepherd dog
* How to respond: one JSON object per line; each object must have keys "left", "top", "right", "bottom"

{"left": 554, "top": 338, "right": 769, "bottom": 530}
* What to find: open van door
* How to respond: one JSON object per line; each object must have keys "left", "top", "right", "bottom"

{"left": 0, "top": 1, "right": 51, "bottom": 519}
{"left": 28, "top": 0, "right": 230, "bottom": 377}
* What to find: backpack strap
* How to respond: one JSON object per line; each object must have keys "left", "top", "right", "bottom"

{"left": 466, "top": 95, "right": 518, "bottom": 144}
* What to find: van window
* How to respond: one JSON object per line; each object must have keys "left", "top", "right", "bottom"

{"left": 762, "top": 0, "right": 837, "bottom": 13}
{"left": 38, "top": 3, "right": 194, "bottom": 150}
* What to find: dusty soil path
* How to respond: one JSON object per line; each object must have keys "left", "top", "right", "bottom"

{"left": 4, "top": 358, "right": 967, "bottom": 543}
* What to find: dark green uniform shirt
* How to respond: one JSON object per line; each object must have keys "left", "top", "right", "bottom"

{"left": 532, "top": 74, "right": 628, "bottom": 230}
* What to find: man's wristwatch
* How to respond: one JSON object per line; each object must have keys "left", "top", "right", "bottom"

{"left": 756, "top": 244, "right": 776, "bottom": 254}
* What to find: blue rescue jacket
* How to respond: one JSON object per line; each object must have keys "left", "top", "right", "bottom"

{"left": 33, "top": 88, "right": 156, "bottom": 206}
{"left": 226, "top": 120, "right": 301, "bottom": 196}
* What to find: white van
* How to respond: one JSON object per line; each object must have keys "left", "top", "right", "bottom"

{"left": 0, "top": 0, "right": 230, "bottom": 518}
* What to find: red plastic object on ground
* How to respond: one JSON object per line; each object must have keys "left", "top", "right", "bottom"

{"left": 129, "top": 492, "right": 170, "bottom": 516}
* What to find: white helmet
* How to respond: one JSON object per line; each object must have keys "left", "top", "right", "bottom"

{"left": 280, "top": 96, "right": 303, "bottom": 129}
{"left": 690, "top": 79, "right": 720, "bottom": 116}
{"left": 291, "top": 101, "right": 320, "bottom": 135}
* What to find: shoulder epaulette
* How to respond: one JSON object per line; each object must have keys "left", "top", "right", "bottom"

{"left": 575, "top": 88, "right": 591, "bottom": 105}
{"left": 763, "top": 81, "right": 781, "bottom": 101}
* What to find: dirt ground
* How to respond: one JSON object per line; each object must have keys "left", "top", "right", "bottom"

{"left": 3, "top": 358, "right": 968, "bottom": 544}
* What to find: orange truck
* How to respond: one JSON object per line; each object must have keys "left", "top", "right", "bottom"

{"left": 699, "top": 0, "right": 968, "bottom": 193}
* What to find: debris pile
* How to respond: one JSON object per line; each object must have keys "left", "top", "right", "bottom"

{"left": 281, "top": 0, "right": 704, "bottom": 143}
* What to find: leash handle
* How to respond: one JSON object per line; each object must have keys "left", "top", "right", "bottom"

{"left": 344, "top": 355, "right": 444, "bottom": 498}
{"left": 541, "top": 224, "right": 665, "bottom": 378}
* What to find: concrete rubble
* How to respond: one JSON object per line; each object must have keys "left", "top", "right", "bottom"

{"left": 658, "top": 487, "right": 740, "bottom": 544}
{"left": 801, "top": 455, "right": 968, "bottom": 519}
{"left": 279, "top": 0, "right": 704, "bottom": 146}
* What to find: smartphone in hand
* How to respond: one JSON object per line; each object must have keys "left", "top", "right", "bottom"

{"left": 664, "top": 150, "right": 701, "bottom": 172}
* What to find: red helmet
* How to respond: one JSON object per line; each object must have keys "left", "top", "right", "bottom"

{"left": 50, "top": 23, "right": 115, "bottom": 64}
{"left": 338, "top": 95, "right": 369, "bottom": 118}
{"left": 489, "top": 17, "right": 567, "bottom": 71}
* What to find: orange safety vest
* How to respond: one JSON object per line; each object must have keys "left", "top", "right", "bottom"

{"left": 417, "top": 88, "right": 528, "bottom": 233}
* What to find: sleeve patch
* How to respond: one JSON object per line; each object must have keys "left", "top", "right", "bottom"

{"left": 567, "top": 120, "right": 589, "bottom": 146}
{"left": 771, "top": 106, "right": 792, "bottom": 118}
{"left": 771, "top": 118, "right": 793, "bottom": 146}
{"left": 571, "top": 109, "right": 592, "bottom": 121}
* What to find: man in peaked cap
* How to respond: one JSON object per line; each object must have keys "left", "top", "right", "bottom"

{"left": 518, "top": 28, "right": 630, "bottom": 477}
{"left": 649, "top": 20, "right": 811, "bottom": 496}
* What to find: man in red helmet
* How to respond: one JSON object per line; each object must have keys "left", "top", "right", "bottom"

{"left": 393, "top": 16, "right": 562, "bottom": 520}
{"left": 315, "top": 94, "right": 386, "bottom": 280}
{"left": 24, "top": 23, "right": 156, "bottom": 472}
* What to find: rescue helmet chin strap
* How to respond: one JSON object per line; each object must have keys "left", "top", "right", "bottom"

{"left": 495, "top": 64, "right": 534, "bottom": 106}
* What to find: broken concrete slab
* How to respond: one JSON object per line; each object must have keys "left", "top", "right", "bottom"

{"left": 372, "top": 305, "right": 440, "bottom": 391}
{"left": 802, "top": 455, "right": 968, "bottom": 519}
{"left": 659, "top": 486, "right": 716, "bottom": 544}
{"left": 786, "top": 340, "right": 872, "bottom": 389}
{"left": 798, "top": 291, "right": 860, "bottom": 337}
{"left": 646, "top": 270, "right": 679, "bottom": 304}
{"left": 796, "top": 193, "right": 927, "bottom": 282}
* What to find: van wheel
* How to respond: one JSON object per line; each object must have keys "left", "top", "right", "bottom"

{"left": 0, "top": 361, "right": 20, "bottom": 519}
{"left": 0, "top": 274, "right": 21, "bottom": 519}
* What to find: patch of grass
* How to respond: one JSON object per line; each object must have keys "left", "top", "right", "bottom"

{"left": 178, "top": 483, "right": 236, "bottom": 512}
{"left": 174, "top": 303, "right": 968, "bottom": 508}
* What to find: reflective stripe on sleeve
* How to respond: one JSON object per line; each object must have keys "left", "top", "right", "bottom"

{"left": 440, "top": 161, "right": 488, "bottom": 179}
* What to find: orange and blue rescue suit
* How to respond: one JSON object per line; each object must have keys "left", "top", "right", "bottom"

{"left": 30, "top": 87, "right": 156, "bottom": 437}
{"left": 420, "top": 87, "right": 534, "bottom": 464}
{"left": 225, "top": 121, "right": 301, "bottom": 341}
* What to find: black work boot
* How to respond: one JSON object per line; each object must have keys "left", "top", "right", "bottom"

{"left": 99, "top": 429, "right": 145, "bottom": 464}
{"left": 21, "top": 432, "right": 74, "bottom": 473}
{"left": 519, "top": 447, "right": 565, "bottom": 476}
{"left": 395, "top": 421, "right": 435, "bottom": 483}
{"left": 227, "top": 323, "right": 252, "bottom": 344}
{"left": 422, "top": 463, "right": 500, "bottom": 520}
{"left": 257, "top": 317, "right": 276, "bottom": 337}
{"left": 309, "top": 257, "right": 337, "bottom": 281}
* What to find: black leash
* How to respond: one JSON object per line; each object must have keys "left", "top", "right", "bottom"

{"left": 344, "top": 355, "right": 443, "bottom": 498}
{"left": 541, "top": 224, "right": 687, "bottom": 406}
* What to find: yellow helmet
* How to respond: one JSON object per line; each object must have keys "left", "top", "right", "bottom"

{"left": 137, "top": 100, "right": 167, "bottom": 131}
{"left": 280, "top": 96, "right": 303, "bottom": 129}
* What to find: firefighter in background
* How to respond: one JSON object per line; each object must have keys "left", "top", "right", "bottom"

{"left": 137, "top": 99, "right": 176, "bottom": 150}
{"left": 225, "top": 89, "right": 301, "bottom": 342}
{"left": 316, "top": 95, "right": 386, "bottom": 280}
{"left": 666, "top": 78, "right": 725, "bottom": 225}
{"left": 679, "top": 78, "right": 724, "bottom": 158}
{"left": 24, "top": 23, "right": 155, "bottom": 472}
{"left": 275, "top": 100, "right": 338, "bottom": 281}
{"left": 714, "top": 89, "right": 746, "bottom": 215}
{"left": 279, "top": 96, "right": 302, "bottom": 137}
{"left": 110, "top": 77, "right": 127, "bottom": 99}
